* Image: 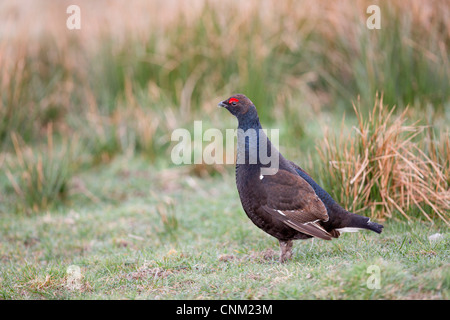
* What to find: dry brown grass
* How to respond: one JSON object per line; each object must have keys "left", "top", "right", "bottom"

{"left": 317, "top": 94, "right": 449, "bottom": 225}
{"left": 2, "top": 0, "right": 448, "bottom": 108}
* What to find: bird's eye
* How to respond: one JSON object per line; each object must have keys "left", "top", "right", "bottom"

{"left": 229, "top": 98, "right": 239, "bottom": 106}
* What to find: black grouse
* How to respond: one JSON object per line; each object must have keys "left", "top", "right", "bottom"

{"left": 218, "top": 94, "right": 383, "bottom": 262}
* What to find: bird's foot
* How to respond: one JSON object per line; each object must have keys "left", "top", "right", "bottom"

{"left": 279, "top": 240, "right": 293, "bottom": 263}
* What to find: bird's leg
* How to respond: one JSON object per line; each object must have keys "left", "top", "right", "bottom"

{"left": 279, "top": 240, "right": 293, "bottom": 263}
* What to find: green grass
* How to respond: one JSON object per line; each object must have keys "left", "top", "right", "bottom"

{"left": 0, "top": 156, "right": 448, "bottom": 299}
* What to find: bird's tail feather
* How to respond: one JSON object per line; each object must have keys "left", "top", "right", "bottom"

{"left": 366, "top": 220, "right": 384, "bottom": 233}
{"left": 337, "top": 213, "right": 384, "bottom": 234}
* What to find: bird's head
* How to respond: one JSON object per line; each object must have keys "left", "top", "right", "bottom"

{"left": 218, "top": 94, "right": 258, "bottom": 123}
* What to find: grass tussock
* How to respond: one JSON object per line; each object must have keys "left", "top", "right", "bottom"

{"left": 151, "top": 196, "right": 179, "bottom": 242}
{"left": 4, "top": 124, "right": 77, "bottom": 213}
{"left": 315, "top": 94, "right": 450, "bottom": 225}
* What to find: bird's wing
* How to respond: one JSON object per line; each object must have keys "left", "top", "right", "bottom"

{"left": 260, "top": 169, "right": 333, "bottom": 240}
{"left": 287, "top": 160, "right": 312, "bottom": 178}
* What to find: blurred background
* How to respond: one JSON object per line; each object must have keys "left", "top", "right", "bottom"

{"left": 0, "top": 0, "right": 449, "bottom": 223}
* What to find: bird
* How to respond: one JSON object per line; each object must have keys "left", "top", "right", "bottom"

{"left": 218, "top": 94, "right": 383, "bottom": 263}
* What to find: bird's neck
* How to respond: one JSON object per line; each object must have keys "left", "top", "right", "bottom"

{"left": 237, "top": 115, "right": 263, "bottom": 131}
{"left": 236, "top": 117, "right": 279, "bottom": 171}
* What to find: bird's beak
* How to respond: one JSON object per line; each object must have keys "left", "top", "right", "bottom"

{"left": 218, "top": 100, "right": 227, "bottom": 108}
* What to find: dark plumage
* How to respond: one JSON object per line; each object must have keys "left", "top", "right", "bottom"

{"left": 218, "top": 94, "right": 383, "bottom": 262}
